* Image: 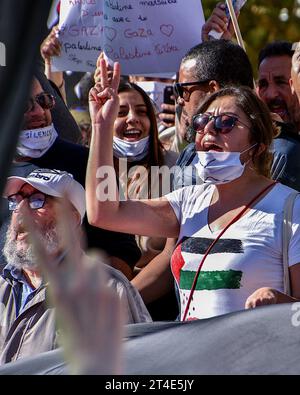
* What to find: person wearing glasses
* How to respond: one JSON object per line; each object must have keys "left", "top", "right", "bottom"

{"left": 86, "top": 60, "right": 300, "bottom": 321}
{"left": 0, "top": 77, "right": 142, "bottom": 280}
{"left": 172, "top": 39, "right": 254, "bottom": 189}
{"left": 131, "top": 39, "right": 255, "bottom": 311}
{"left": 198, "top": 11, "right": 300, "bottom": 193}
{"left": 0, "top": 168, "right": 151, "bottom": 364}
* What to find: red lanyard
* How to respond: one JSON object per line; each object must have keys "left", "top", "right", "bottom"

{"left": 182, "top": 181, "right": 277, "bottom": 322}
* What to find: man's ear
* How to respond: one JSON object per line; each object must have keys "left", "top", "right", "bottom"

{"left": 290, "top": 77, "right": 295, "bottom": 95}
{"left": 72, "top": 209, "right": 82, "bottom": 227}
{"left": 208, "top": 80, "right": 220, "bottom": 93}
{"left": 255, "top": 81, "right": 260, "bottom": 96}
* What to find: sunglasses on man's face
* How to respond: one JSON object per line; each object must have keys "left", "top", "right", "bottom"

{"left": 26, "top": 93, "right": 55, "bottom": 113}
{"left": 192, "top": 113, "right": 250, "bottom": 135}
{"left": 173, "top": 80, "right": 210, "bottom": 101}
{"left": 7, "top": 192, "right": 49, "bottom": 211}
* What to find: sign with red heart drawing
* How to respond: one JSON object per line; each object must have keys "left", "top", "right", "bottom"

{"left": 53, "top": 0, "right": 205, "bottom": 75}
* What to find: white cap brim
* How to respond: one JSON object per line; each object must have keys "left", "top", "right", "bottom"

{"left": 4, "top": 176, "right": 64, "bottom": 199}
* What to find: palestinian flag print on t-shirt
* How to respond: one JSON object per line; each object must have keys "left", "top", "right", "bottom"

{"left": 171, "top": 236, "right": 244, "bottom": 320}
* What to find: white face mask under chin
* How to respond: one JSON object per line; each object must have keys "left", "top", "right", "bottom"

{"left": 113, "top": 135, "right": 150, "bottom": 162}
{"left": 17, "top": 124, "right": 58, "bottom": 158}
{"left": 193, "top": 144, "right": 257, "bottom": 185}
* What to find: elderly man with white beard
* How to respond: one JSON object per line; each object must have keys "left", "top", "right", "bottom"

{"left": 0, "top": 168, "right": 151, "bottom": 365}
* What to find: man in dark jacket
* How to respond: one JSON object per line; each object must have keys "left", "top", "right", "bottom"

{"left": 257, "top": 41, "right": 300, "bottom": 190}
{"left": 173, "top": 40, "right": 300, "bottom": 192}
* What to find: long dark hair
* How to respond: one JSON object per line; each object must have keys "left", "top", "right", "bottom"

{"left": 115, "top": 81, "right": 166, "bottom": 199}
{"left": 117, "top": 81, "right": 164, "bottom": 168}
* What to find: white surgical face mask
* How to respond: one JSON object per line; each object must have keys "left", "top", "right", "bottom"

{"left": 113, "top": 135, "right": 150, "bottom": 162}
{"left": 17, "top": 123, "right": 58, "bottom": 158}
{"left": 193, "top": 144, "right": 257, "bottom": 185}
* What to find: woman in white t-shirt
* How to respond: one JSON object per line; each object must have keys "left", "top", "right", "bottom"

{"left": 86, "top": 60, "right": 300, "bottom": 321}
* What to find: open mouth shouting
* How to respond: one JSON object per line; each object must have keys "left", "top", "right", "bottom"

{"left": 267, "top": 98, "right": 288, "bottom": 121}
{"left": 122, "top": 129, "right": 143, "bottom": 142}
{"left": 203, "top": 142, "right": 223, "bottom": 152}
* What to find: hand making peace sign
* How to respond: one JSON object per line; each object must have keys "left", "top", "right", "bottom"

{"left": 89, "top": 58, "right": 121, "bottom": 127}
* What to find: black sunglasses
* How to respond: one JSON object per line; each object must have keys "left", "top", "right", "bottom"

{"left": 173, "top": 80, "right": 210, "bottom": 101}
{"left": 26, "top": 93, "right": 55, "bottom": 113}
{"left": 192, "top": 113, "right": 250, "bottom": 134}
{"left": 7, "top": 192, "right": 49, "bottom": 211}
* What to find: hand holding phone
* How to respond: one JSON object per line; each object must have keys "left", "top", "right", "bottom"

{"left": 159, "top": 85, "right": 175, "bottom": 127}
{"left": 163, "top": 85, "right": 175, "bottom": 105}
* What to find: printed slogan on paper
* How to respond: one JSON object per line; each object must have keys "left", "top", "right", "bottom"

{"left": 52, "top": 0, "right": 205, "bottom": 74}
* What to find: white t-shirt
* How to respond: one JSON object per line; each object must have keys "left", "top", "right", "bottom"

{"left": 166, "top": 183, "right": 300, "bottom": 320}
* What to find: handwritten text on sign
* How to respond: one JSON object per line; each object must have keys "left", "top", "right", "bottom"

{"left": 52, "top": 0, "right": 205, "bottom": 74}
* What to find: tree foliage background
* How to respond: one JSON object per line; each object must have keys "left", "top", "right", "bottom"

{"left": 202, "top": 0, "right": 300, "bottom": 76}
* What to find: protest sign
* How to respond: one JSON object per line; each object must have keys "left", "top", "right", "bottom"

{"left": 52, "top": 0, "right": 205, "bottom": 75}
{"left": 134, "top": 80, "right": 171, "bottom": 111}
{"left": 47, "top": 0, "right": 60, "bottom": 28}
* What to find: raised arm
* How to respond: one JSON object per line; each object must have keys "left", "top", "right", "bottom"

{"left": 40, "top": 26, "right": 66, "bottom": 103}
{"left": 201, "top": 2, "right": 235, "bottom": 42}
{"left": 86, "top": 60, "right": 179, "bottom": 238}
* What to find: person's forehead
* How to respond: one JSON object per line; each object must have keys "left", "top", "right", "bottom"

{"left": 18, "top": 183, "right": 40, "bottom": 194}
{"left": 206, "top": 96, "right": 241, "bottom": 114}
{"left": 292, "top": 50, "right": 300, "bottom": 73}
{"left": 119, "top": 90, "right": 146, "bottom": 106}
{"left": 31, "top": 78, "right": 44, "bottom": 96}
{"left": 178, "top": 59, "right": 199, "bottom": 83}
{"left": 258, "top": 55, "right": 292, "bottom": 80}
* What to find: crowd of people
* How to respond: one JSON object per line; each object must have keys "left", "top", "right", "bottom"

{"left": 0, "top": 1, "right": 300, "bottom": 373}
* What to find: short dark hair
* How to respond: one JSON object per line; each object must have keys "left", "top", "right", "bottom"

{"left": 258, "top": 41, "right": 294, "bottom": 66}
{"left": 181, "top": 39, "right": 254, "bottom": 89}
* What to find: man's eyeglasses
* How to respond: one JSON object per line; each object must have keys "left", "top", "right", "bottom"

{"left": 192, "top": 113, "right": 250, "bottom": 135}
{"left": 7, "top": 192, "right": 49, "bottom": 211}
{"left": 173, "top": 81, "right": 210, "bottom": 101}
{"left": 26, "top": 93, "right": 55, "bottom": 113}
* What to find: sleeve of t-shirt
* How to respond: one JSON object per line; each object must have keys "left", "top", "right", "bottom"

{"left": 288, "top": 194, "right": 300, "bottom": 267}
{"left": 165, "top": 184, "right": 206, "bottom": 227}
{"left": 164, "top": 187, "right": 187, "bottom": 224}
